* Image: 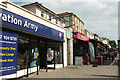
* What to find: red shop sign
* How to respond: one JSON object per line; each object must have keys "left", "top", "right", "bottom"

{"left": 73, "top": 29, "right": 89, "bottom": 42}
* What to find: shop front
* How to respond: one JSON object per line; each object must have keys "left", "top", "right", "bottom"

{"left": 73, "top": 29, "right": 89, "bottom": 65}
{"left": 0, "top": 8, "right": 64, "bottom": 78}
{"left": 89, "top": 39, "right": 106, "bottom": 65}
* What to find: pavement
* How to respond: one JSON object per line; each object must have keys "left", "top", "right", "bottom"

{"left": 17, "top": 56, "right": 119, "bottom": 80}
{"left": 20, "top": 65, "right": 118, "bottom": 79}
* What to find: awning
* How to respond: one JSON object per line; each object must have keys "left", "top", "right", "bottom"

{"left": 97, "top": 43, "right": 105, "bottom": 48}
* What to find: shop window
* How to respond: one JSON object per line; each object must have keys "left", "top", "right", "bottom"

{"left": 47, "top": 42, "right": 63, "bottom": 64}
{"left": 17, "top": 36, "right": 29, "bottom": 70}
{"left": 30, "top": 38, "right": 38, "bottom": 68}
{"left": 56, "top": 44, "right": 62, "bottom": 64}
{"left": 47, "top": 48, "right": 54, "bottom": 64}
{"left": 97, "top": 47, "right": 104, "bottom": 55}
{"left": 17, "top": 36, "right": 39, "bottom": 70}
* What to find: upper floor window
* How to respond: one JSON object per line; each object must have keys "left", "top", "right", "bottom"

{"left": 59, "top": 21, "right": 63, "bottom": 27}
{"left": 81, "top": 29, "right": 82, "bottom": 33}
{"left": 56, "top": 19, "right": 58, "bottom": 24}
{"left": 48, "top": 15, "right": 52, "bottom": 21}
{"left": 76, "top": 19, "right": 78, "bottom": 25}
{"left": 41, "top": 11, "right": 44, "bottom": 18}
{"left": 77, "top": 26, "right": 79, "bottom": 31}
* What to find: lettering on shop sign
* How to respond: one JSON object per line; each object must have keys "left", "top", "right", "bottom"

{"left": 0, "top": 34, "right": 17, "bottom": 41}
{"left": 0, "top": 13, "right": 38, "bottom": 32}
{"left": 81, "top": 35, "right": 86, "bottom": 40}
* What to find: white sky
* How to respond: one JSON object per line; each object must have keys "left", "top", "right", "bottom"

{"left": 10, "top": 0, "right": 118, "bottom": 42}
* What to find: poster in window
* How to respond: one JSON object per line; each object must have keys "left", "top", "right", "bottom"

{"left": 0, "top": 31, "right": 18, "bottom": 76}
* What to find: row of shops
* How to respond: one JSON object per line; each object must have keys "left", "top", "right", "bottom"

{"left": 0, "top": 1, "right": 117, "bottom": 79}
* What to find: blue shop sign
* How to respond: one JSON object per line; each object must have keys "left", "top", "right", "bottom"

{"left": 0, "top": 31, "right": 18, "bottom": 76}
{"left": 0, "top": 8, "right": 64, "bottom": 41}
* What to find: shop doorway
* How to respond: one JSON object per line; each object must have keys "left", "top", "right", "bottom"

{"left": 39, "top": 40, "right": 47, "bottom": 69}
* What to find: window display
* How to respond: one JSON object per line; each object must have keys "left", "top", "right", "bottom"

{"left": 17, "top": 36, "right": 63, "bottom": 70}
{"left": 17, "top": 37, "right": 29, "bottom": 70}
{"left": 17, "top": 36, "right": 39, "bottom": 70}
{"left": 30, "top": 38, "right": 38, "bottom": 67}
{"left": 55, "top": 51, "right": 61, "bottom": 64}
{"left": 47, "top": 42, "right": 63, "bottom": 64}
{"left": 47, "top": 48, "right": 54, "bottom": 64}
{"left": 30, "top": 48, "right": 38, "bottom": 67}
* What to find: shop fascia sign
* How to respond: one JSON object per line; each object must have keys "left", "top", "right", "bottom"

{"left": 0, "top": 8, "right": 64, "bottom": 40}
{"left": 76, "top": 33, "right": 88, "bottom": 40}
{"left": 0, "top": 13, "right": 38, "bottom": 32}
{"left": 66, "top": 30, "right": 71, "bottom": 39}
{"left": 73, "top": 29, "right": 89, "bottom": 42}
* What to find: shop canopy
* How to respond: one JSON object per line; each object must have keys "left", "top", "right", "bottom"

{"left": 97, "top": 43, "right": 105, "bottom": 49}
